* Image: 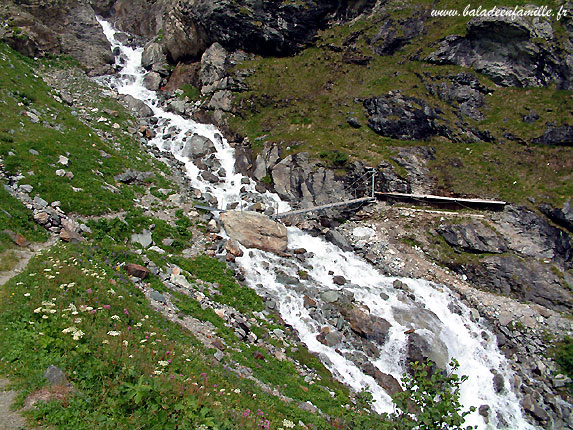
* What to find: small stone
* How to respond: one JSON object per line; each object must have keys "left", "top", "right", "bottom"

{"left": 33, "top": 196, "right": 48, "bottom": 208}
{"left": 273, "top": 329, "right": 285, "bottom": 338}
{"left": 162, "top": 238, "right": 174, "bottom": 247}
{"left": 225, "top": 239, "right": 244, "bottom": 257}
{"left": 149, "top": 290, "right": 166, "bottom": 304}
{"left": 320, "top": 290, "right": 340, "bottom": 303}
{"left": 34, "top": 211, "right": 50, "bottom": 225}
{"left": 65, "top": 171, "right": 74, "bottom": 180}
{"left": 19, "top": 184, "right": 33, "bottom": 193}
{"left": 303, "top": 295, "right": 317, "bottom": 308}
{"left": 58, "top": 155, "right": 69, "bottom": 166}
{"left": 4, "top": 230, "right": 30, "bottom": 247}
{"left": 333, "top": 275, "right": 346, "bottom": 285}
{"left": 293, "top": 248, "right": 307, "bottom": 254}
{"left": 55, "top": 169, "right": 66, "bottom": 177}
{"left": 44, "top": 365, "right": 69, "bottom": 386}
{"left": 214, "top": 350, "right": 224, "bottom": 361}
{"left": 206, "top": 219, "right": 220, "bottom": 233}
{"left": 126, "top": 263, "right": 150, "bottom": 279}
{"left": 131, "top": 230, "right": 153, "bottom": 248}
{"left": 59, "top": 227, "right": 84, "bottom": 243}
{"left": 148, "top": 245, "right": 165, "bottom": 254}
{"left": 29, "top": 149, "right": 39, "bottom": 155}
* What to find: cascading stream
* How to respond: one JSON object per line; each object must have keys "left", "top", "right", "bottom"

{"left": 97, "top": 18, "right": 535, "bottom": 429}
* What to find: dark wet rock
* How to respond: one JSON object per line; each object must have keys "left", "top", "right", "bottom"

{"left": 325, "top": 230, "right": 352, "bottom": 252}
{"left": 333, "top": 275, "right": 346, "bottom": 285}
{"left": 438, "top": 222, "right": 507, "bottom": 254}
{"left": 363, "top": 92, "right": 448, "bottom": 141}
{"left": 342, "top": 306, "right": 391, "bottom": 346}
{"left": 493, "top": 373, "right": 505, "bottom": 394}
{"left": 427, "top": 15, "right": 573, "bottom": 89}
{"left": 531, "top": 125, "right": 573, "bottom": 146}
{"left": 406, "top": 332, "right": 449, "bottom": 374}
{"left": 539, "top": 199, "right": 573, "bottom": 233}
{"left": 361, "top": 362, "right": 402, "bottom": 396}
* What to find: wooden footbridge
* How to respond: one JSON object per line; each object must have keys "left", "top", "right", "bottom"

{"left": 195, "top": 169, "right": 507, "bottom": 218}
{"left": 273, "top": 196, "right": 375, "bottom": 219}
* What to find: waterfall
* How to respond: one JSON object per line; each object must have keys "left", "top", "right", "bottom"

{"left": 97, "top": 18, "right": 536, "bottom": 429}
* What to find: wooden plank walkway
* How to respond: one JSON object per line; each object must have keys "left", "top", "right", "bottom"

{"left": 375, "top": 192, "right": 506, "bottom": 208}
{"left": 274, "top": 197, "right": 375, "bottom": 219}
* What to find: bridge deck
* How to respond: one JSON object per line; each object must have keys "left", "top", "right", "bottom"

{"left": 375, "top": 192, "right": 506, "bottom": 208}
{"left": 274, "top": 197, "right": 375, "bottom": 219}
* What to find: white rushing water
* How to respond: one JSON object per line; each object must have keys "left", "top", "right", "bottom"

{"left": 98, "top": 19, "right": 535, "bottom": 429}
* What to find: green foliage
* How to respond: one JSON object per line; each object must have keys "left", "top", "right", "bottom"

{"left": 389, "top": 359, "right": 476, "bottom": 430}
{"left": 0, "top": 42, "right": 168, "bottom": 215}
{"left": 319, "top": 150, "right": 348, "bottom": 167}
{"left": 554, "top": 336, "right": 573, "bottom": 390}
{"left": 176, "top": 255, "right": 263, "bottom": 313}
{"left": 179, "top": 84, "right": 201, "bottom": 101}
{"left": 0, "top": 243, "right": 332, "bottom": 429}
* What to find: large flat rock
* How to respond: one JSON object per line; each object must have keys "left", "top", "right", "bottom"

{"left": 220, "top": 211, "right": 287, "bottom": 254}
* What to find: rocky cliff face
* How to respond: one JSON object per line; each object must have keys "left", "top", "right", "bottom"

{"left": 427, "top": 14, "right": 573, "bottom": 89}
{"left": 1, "top": 0, "right": 113, "bottom": 75}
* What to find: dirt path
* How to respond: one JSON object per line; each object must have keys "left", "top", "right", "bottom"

{"left": 0, "top": 236, "right": 57, "bottom": 430}
{"left": 0, "top": 379, "right": 26, "bottom": 430}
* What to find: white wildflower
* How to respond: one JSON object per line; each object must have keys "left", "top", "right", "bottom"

{"left": 72, "top": 330, "right": 84, "bottom": 341}
{"left": 107, "top": 330, "right": 121, "bottom": 336}
{"left": 111, "top": 315, "right": 120, "bottom": 321}
{"left": 158, "top": 360, "right": 169, "bottom": 367}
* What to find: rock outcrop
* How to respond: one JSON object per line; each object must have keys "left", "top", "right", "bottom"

{"left": 362, "top": 92, "right": 448, "bottom": 141}
{"left": 220, "top": 211, "right": 287, "bottom": 254}
{"left": 438, "top": 222, "right": 507, "bottom": 254}
{"left": 461, "top": 256, "right": 572, "bottom": 312}
{"left": 427, "top": 14, "right": 573, "bottom": 89}
{"left": 1, "top": 0, "right": 113, "bottom": 75}
{"left": 532, "top": 125, "right": 573, "bottom": 147}
{"left": 161, "top": 0, "right": 368, "bottom": 62}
